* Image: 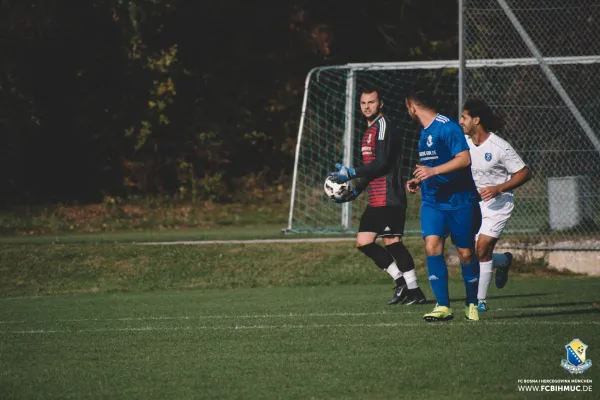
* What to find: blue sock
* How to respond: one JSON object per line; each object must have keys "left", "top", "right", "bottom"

{"left": 461, "top": 259, "right": 480, "bottom": 305}
{"left": 426, "top": 254, "right": 449, "bottom": 307}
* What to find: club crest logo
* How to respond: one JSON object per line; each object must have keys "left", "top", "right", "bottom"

{"left": 485, "top": 152, "right": 492, "bottom": 162}
{"left": 367, "top": 133, "right": 372, "bottom": 144}
{"left": 426, "top": 135, "right": 433, "bottom": 147}
{"left": 561, "top": 339, "right": 592, "bottom": 374}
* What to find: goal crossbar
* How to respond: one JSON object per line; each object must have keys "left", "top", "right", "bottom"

{"left": 346, "top": 56, "right": 600, "bottom": 71}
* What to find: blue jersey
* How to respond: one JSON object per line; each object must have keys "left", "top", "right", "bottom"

{"left": 418, "top": 114, "right": 478, "bottom": 210}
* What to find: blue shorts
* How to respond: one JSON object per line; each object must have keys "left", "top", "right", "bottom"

{"left": 421, "top": 202, "right": 482, "bottom": 249}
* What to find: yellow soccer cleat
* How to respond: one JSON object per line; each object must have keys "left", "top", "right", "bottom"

{"left": 465, "top": 303, "right": 479, "bottom": 321}
{"left": 423, "top": 304, "right": 453, "bottom": 322}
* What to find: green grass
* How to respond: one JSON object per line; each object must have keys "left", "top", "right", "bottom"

{"left": 0, "top": 240, "right": 418, "bottom": 297}
{"left": 0, "top": 225, "right": 300, "bottom": 245}
{"left": 1, "top": 239, "right": 575, "bottom": 298}
{"left": 1, "top": 280, "right": 598, "bottom": 399}
{"left": 0, "top": 222, "right": 597, "bottom": 398}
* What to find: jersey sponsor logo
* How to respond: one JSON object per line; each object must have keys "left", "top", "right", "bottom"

{"left": 471, "top": 169, "right": 496, "bottom": 176}
{"left": 420, "top": 149, "right": 438, "bottom": 161}
{"left": 426, "top": 135, "right": 433, "bottom": 147}
{"left": 485, "top": 152, "right": 492, "bottom": 162}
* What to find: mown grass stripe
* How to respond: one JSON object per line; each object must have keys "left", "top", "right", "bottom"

{"left": 0, "top": 306, "right": 595, "bottom": 324}
{"left": 3, "top": 320, "right": 599, "bottom": 335}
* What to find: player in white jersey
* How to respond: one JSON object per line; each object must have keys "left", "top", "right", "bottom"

{"left": 460, "top": 99, "right": 531, "bottom": 312}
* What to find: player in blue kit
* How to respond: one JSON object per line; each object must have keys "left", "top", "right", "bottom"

{"left": 405, "top": 89, "right": 482, "bottom": 322}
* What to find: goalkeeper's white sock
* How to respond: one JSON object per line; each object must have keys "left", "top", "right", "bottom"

{"left": 477, "top": 260, "right": 494, "bottom": 300}
{"left": 403, "top": 269, "right": 419, "bottom": 289}
{"left": 385, "top": 262, "right": 402, "bottom": 281}
{"left": 492, "top": 253, "right": 508, "bottom": 268}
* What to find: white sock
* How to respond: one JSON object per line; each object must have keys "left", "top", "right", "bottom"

{"left": 385, "top": 262, "right": 403, "bottom": 281}
{"left": 492, "top": 253, "right": 508, "bottom": 268}
{"left": 477, "top": 260, "right": 494, "bottom": 300}
{"left": 403, "top": 269, "right": 418, "bottom": 289}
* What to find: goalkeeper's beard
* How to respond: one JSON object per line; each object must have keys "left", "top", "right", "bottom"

{"left": 365, "top": 110, "right": 381, "bottom": 124}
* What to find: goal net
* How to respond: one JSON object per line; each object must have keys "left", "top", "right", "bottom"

{"left": 284, "top": 62, "right": 460, "bottom": 234}
{"left": 285, "top": 57, "right": 600, "bottom": 245}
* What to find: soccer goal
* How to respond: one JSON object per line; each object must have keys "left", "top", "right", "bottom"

{"left": 284, "top": 56, "right": 600, "bottom": 241}
{"left": 283, "top": 61, "right": 460, "bottom": 234}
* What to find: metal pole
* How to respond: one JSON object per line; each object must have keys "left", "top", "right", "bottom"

{"left": 284, "top": 67, "right": 318, "bottom": 233}
{"left": 496, "top": 0, "right": 600, "bottom": 154}
{"left": 458, "top": 0, "right": 465, "bottom": 118}
{"left": 342, "top": 69, "right": 356, "bottom": 231}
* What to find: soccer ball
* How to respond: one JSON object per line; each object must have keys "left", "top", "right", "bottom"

{"left": 323, "top": 176, "right": 349, "bottom": 200}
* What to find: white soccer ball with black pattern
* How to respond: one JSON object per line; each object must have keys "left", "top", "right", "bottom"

{"left": 323, "top": 176, "right": 349, "bottom": 200}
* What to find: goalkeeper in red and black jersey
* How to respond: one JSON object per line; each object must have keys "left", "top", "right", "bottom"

{"left": 329, "top": 88, "right": 426, "bottom": 305}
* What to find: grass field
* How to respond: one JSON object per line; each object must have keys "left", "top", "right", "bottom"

{"left": 1, "top": 280, "right": 598, "bottom": 399}
{"left": 1, "top": 226, "right": 598, "bottom": 399}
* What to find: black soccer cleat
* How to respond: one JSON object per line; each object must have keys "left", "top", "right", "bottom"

{"left": 403, "top": 287, "right": 427, "bottom": 305}
{"left": 388, "top": 285, "right": 408, "bottom": 305}
{"left": 495, "top": 252, "right": 513, "bottom": 289}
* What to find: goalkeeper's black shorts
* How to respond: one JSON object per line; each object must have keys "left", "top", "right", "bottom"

{"left": 359, "top": 206, "right": 406, "bottom": 237}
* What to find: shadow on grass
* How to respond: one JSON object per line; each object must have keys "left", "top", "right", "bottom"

{"left": 518, "top": 301, "right": 598, "bottom": 308}
{"left": 485, "top": 292, "right": 552, "bottom": 300}
{"left": 492, "top": 308, "right": 600, "bottom": 319}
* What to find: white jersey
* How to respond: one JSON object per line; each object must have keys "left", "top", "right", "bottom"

{"left": 468, "top": 132, "right": 526, "bottom": 238}
{"left": 466, "top": 132, "right": 526, "bottom": 193}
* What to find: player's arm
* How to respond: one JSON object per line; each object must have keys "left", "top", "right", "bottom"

{"left": 426, "top": 150, "right": 471, "bottom": 176}
{"left": 340, "top": 128, "right": 393, "bottom": 200}
{"left": 479, "top": 146, "right": 531, "bottom": 200}
{"left": 353, "top": 174, "right": 374, "bottom": 193}
{"left": 349, "top": 122, "right": 394, "bottom": 195}
{"left": 479, "top": 166, "right": 531, "bottom": 201}
{"left": 498, "top": 166, "right": 531, "bottom": 192}
{"left": 330, "top": 121, "right": 392, "bottom": 183}
{"left": 413, "top": 124, "right": 471, "bottom": 181}
{"left": 353, "top": 121, "right": 393, "bottom": 178}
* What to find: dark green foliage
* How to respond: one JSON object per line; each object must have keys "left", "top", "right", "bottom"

{"left": 0, "top": 0, "right": 458, "bottom": 206}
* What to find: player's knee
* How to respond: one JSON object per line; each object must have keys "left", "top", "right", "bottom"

{"left": 356, "top": 232, "right": 377, "bottom": 248}
{"left": 476, "top": 238, "right": 495, "bottom": 261}
{"left": 457, "top": 248, "right": 476, "bottom": 264}
{"left": 424, "top": 243, "right": 443, "bottom": 256}
{"left": 356, "top": 238, "right": 374, "bottom": 248}
{"left": 476, "top": 246, "right": 491, "bottom": 262}
{"left": 357, "top": 242, "right": 394, "bottom": 270}
{"left": 475, "top": 250, "right": 486, "bottom": 262}
{"left": 424, "top": 236, "right": 444, "bottom": 256}
{"left": 382, "top": 236, "right": 401, "bottom": 246}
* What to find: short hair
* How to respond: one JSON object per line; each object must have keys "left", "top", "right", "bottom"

{"left": 405, "top": 88, "right": 437, "bottom": 111}
{"left": 360, "top": 87, "right": 384, "bottom": 102}
{"left": 463, "top": 98, "right": 503, "bottom": 132}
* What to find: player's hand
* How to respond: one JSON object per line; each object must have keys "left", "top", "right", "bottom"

{"left": 331, "top": 188, "right": 362, "bottom": 203}
{"left": 328, "top": 163, "right": 356, "bottom": 183}
{"left": 406, "top": 178, "right": 421, "bottom": 194}
{"left": 479, "top": 186, "right": 500, "bottom": 201}
{"left": 413, "top": 164, "right": 437, "bottom": 181}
